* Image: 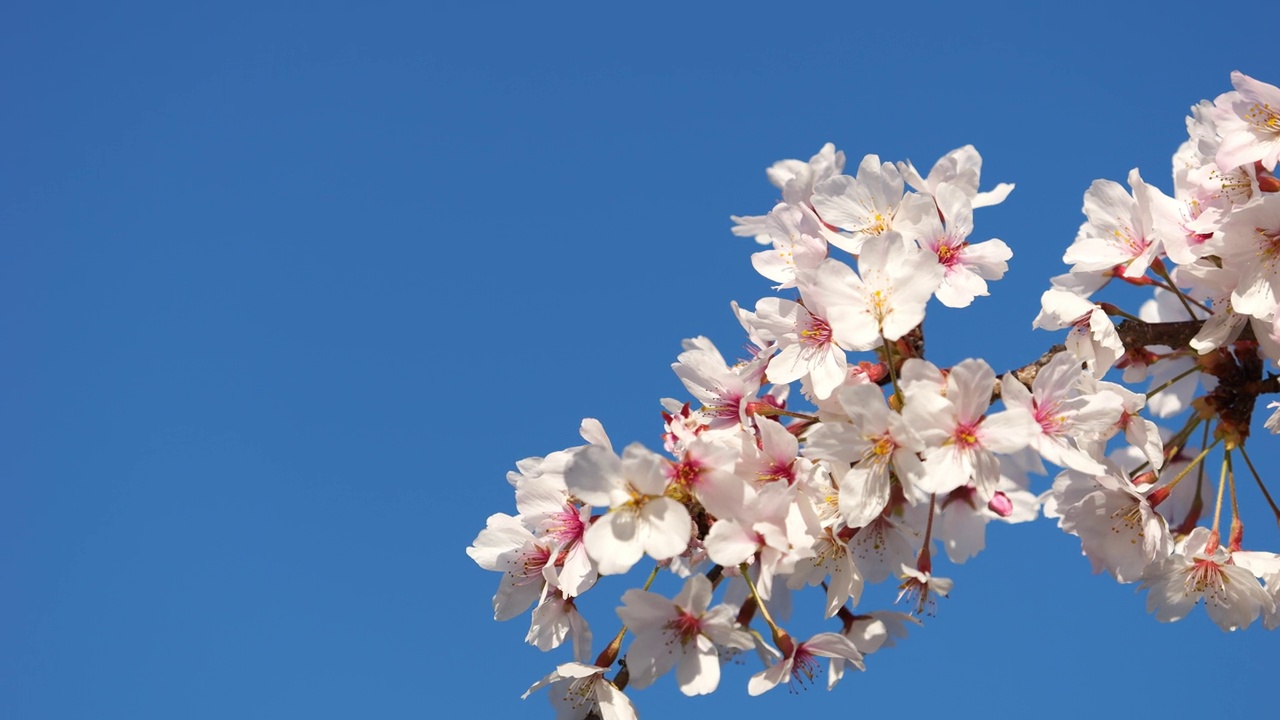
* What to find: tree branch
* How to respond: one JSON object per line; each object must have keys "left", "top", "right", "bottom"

{"left": 995, "top": 319, "right": 1259, "bottom": 398}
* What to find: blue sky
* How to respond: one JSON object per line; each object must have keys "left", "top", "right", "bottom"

{"left": 4, "top": 2, "right": 1278, "bottom": 718}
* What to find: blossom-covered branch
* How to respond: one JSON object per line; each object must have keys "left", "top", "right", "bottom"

{"left": 470, "top": 71, "right": 1280, "bottom": 720}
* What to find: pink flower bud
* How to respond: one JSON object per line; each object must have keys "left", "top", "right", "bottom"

{"left": 987, "top": 491, "right": 1014, "bottom": 518}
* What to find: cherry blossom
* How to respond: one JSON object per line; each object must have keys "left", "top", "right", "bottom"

{"left": 731, "top": 142, "right": 846, "bottom": 245}
{"left": 1141, "top": 527, "right": 1275, "bottom": 631}
{"left": 849, "top": 514, "right": 920, "bottom": 585}
{"left": 1213, "top": 70, "right": 1280, "bottom": 171}
{"left": 805, "top": 235, "right": 943, "bottom": 352}
{"left": 895, "top": 564, "right": 953, "bottom": 616}
{"left": 749, "top": 203, "right": 829, "bottom": 289}
{"left": 512, "top": 453, "right": 597, "bottom": 597}
{"left": 918, "top": 183, "right": 1013, "bottom": 308}
{"left": 467, "top": 513, "right": 556, "bottom": 621}
{"left": 905, "top": 358, "right": 1035, "bottom": 499}
{"left": 999, "top": 350, "right": 1122, "bottom": 474}
{"left": 523, "top": 662, "right": 637, "bottom": 720}
{"left": 1218, "top": 192, "right": 1280, "bottom": 320}
{"left": 813, "top": 382, "right": 927, "bottom": 525}
{"left": 747, "top": 632, "right": 864, "bottom": 695}
{"left": 1033, "top": 288, "right": 1125, "bottom": 378}
{"left": 564, "top": 444, "right": 692, "bottom": 575}
{"left": 810, "top": 154, "right": 933, "bottom": 254}
{"left": 753, "top": 294, "right": 851, "bottom": 401}
{"left": 1052, "top": 464, "right": 1172, "bottom": 584}
{"left": 1063, "top": 168, "right": 1168, "bottom": 279}
{"left": 703, "top": 479, "right": 820, "bottom": 601}
{"left": 615, "top": 575, "right": 753, "bottom": 695}
{"left": 897, "top": 144, "right": 1014, "bottom": 209}
{"left": 786, "top": 526, "right": 864, "bottom": 618}
{"left": 671, "top": 336, "right": 765, "bottom": 432}
{"left": 528, "top": 591, "right": 592, "bottom": 661}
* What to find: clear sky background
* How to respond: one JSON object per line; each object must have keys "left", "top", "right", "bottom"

{"left": 4, "top": 2, "right": 1278, "bottom": 718}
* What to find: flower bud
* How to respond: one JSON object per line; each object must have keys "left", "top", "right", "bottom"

{"left": 986, "top": 491, "right": 1014, "bottom": 518}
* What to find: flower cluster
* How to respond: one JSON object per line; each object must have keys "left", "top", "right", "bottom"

{"left": 469, "top": 72, "right": 1280, "bottom": 719}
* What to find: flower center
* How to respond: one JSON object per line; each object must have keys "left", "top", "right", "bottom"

{"left": 1032, "top": 399, "right": 1065, "bottom": 435}
{"left": 861, "top": 432, "right": 897, "bottom": 469}
{"left": 800, "top": 315, "right": 833, "bottom": 347}
{"left": 895, "top": 573, "right": 939, "bottom": 616}
{"left": 871, "top": 433, "right": 896, "bottom": 456}
{"left": 548, "top": 504, "right": 586, "bottom": 545}
{"left": 869, "top": 289, "right": 890, "bottom": 321}
{"left": 519, "top": 545, "right": 553, "bottom": 584}
{"left": 1184, "top": 558, "right": 1227, "bottom": 595}
{"left": 934, "top": 238, "right": 967, "bottom": 268}
{"left": 705, "top": 391, "right": 743, "bottom": 420}
{"left": 864, "top": 212, "right": 889, "bottom": 236}
{"left": 951, "top": 422, "right": 980, "bottom": 449}
{"left": 1209, "top": 167, "right": 1253, "bottom": 203}
{"left": 560, "top": 674, "right": 602, "bottom": 712}
{"left": 1110, "top": 226, "right": 1149, "bottom": 256}
{"left": 1255, "top": 226, "right": 1280, "bottom": 266}
{"left": 1245, "top": 101, "right": 1280, "bottom": 133}
{"left": 670, "top": 456, "right": 705, "bottom": 490}
{"left": 790, "top": 645, "right": 822, "bottom": 686}
{"left": 666, "top": 609, "right": 703, "bottom": 645}
{"left": 1109, "top": 501, "right": 1146, "bottom": 538}
{"left": 757, "top": 459, "right": 796, "bottom": 484}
